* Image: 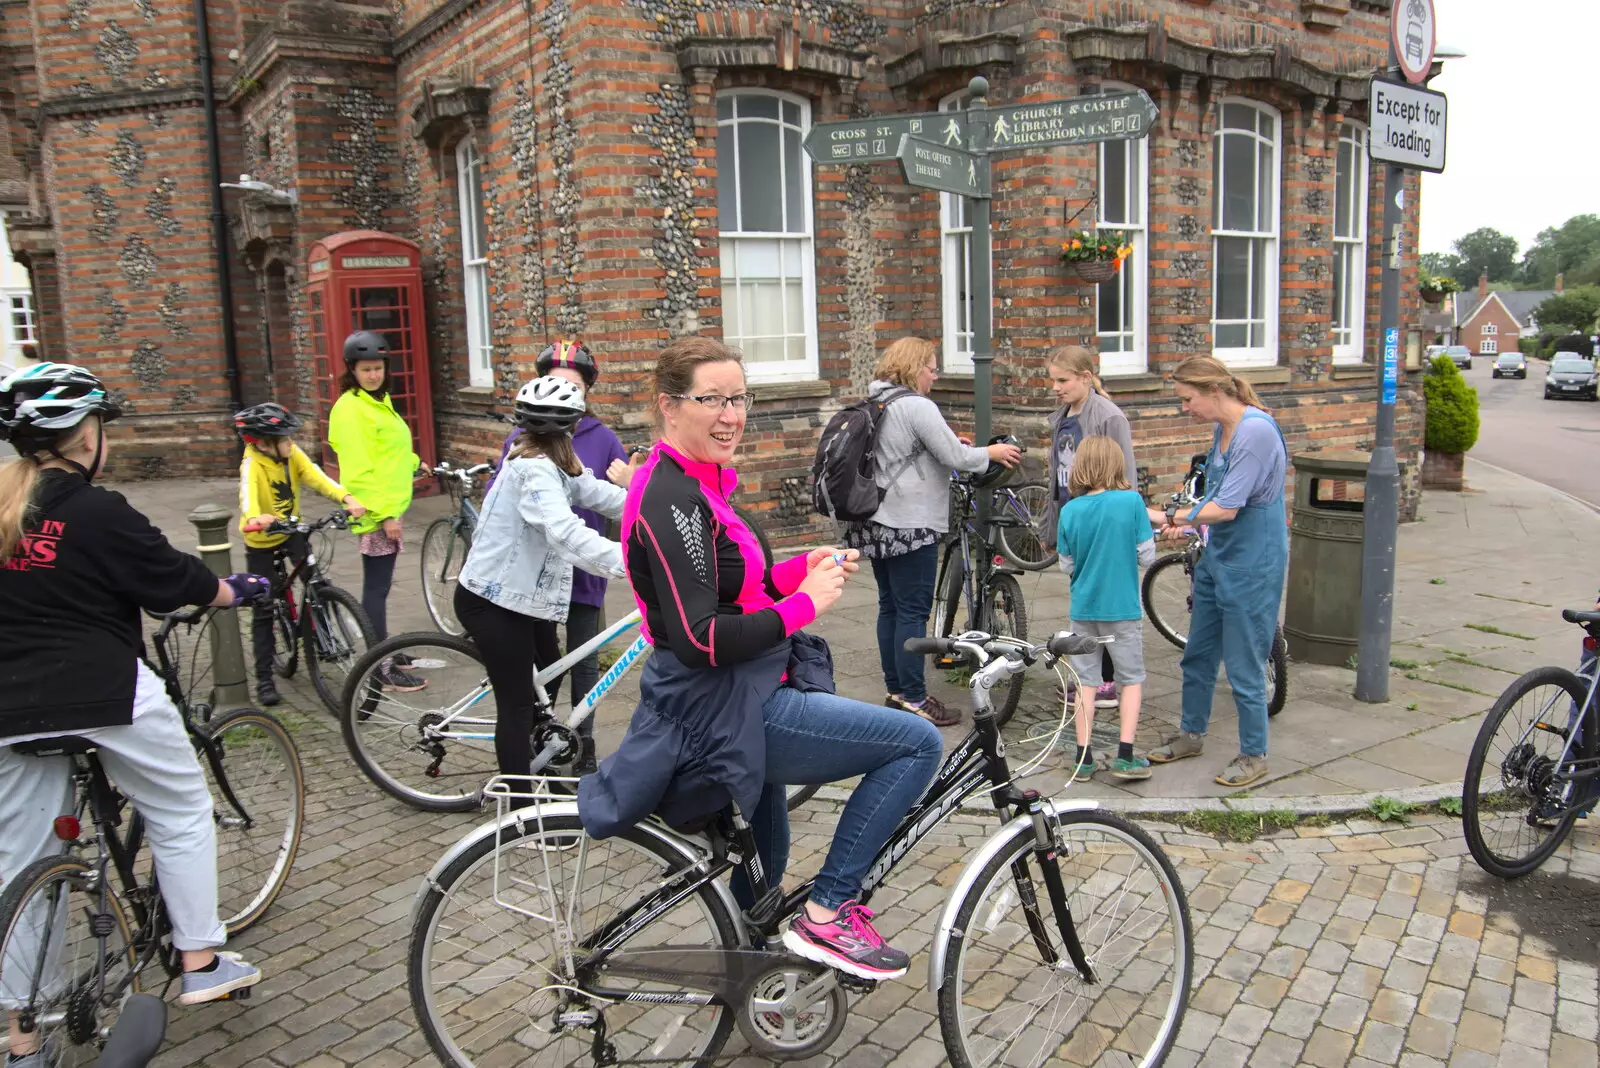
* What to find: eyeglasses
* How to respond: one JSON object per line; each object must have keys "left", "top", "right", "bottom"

{"left": 672, "top": 392, "right": 756, "bottom": 413}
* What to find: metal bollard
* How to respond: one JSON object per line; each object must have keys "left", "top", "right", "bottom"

{"left": 189, "top": 503, "right": 251, "bottom": 710}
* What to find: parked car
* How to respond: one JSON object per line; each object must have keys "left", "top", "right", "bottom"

{"left": 1544, "top": 354, "right": 1599, "bottom": 401}
{"left": 1492, "top": 352, "right": 1527, "bottom": 379}
{"left": 1442, "top": 345, "right": 1473, "bottom": 371}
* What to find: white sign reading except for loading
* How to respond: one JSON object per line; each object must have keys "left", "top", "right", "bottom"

{"left": 1368, "top": 80, "right": 1447, "bottom": 173}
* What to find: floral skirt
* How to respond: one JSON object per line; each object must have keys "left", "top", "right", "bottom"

{"left": 359, "top": 528, "right": 401, "bottom": 557}
{"left": 841, "top": 521, "right": 938, "bottom": 560}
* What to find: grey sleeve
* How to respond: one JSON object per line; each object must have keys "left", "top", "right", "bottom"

{"left": 1136, "top": 538, "right": 1156, "bottom": 568}
{"left": 1212, "top": 421, "right": 1280, "bottom": 510}
{"left": 905, "top": 398, "right": 990, "bottom": 473}
{"left": 1109, "top": 415, "right": 1139, "bottom": 494}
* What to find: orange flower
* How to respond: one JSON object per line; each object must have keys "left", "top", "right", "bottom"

{"left": 1117, "top": 245, "right": 1133, "bottom": 260}
{"left": 1070, "top": 238, "right": 1082, "bottom": 250}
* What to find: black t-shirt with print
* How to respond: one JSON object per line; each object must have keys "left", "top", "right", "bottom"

{"left": 0, "top": 470, "right": 218, "bottom": 737}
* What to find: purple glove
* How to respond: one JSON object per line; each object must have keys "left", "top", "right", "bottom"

{"left": 223, "top": 573, "right": 272, "bottom": 607}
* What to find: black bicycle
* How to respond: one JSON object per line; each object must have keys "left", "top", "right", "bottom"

{"left": 931, "top": 472, "right": 1030, "bottom": 726}
{"left": 1463, "top": 607, "right": 1600, "bottom": 878}
{"left": 1140, "top": 456, "right": 1289, "bottom": 717}
{"left": 260, "top": 510, "right": 376, "bottom": 713}
{"left": 409, "top": 629, "right": 1193, "bottom": 1068}
{"left": 0, "top": 606, "right": 303, "bottom": 1066}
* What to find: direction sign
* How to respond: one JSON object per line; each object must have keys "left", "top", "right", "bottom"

{"left": 985, "top": 90, "right": 1159, "bottom": 151}
{"left": 897, "top": 135, "right": 990, "bottom": 198}
{"left": 1369, "top": 80, "right": 1446, "bottom": 173}
{"left": 1392, "top": 0, "right": 1436, "bottom": 85}
{"left": 804, "top": 111, "right": 963, "bottom": 164}
{"left": 804, "top": 89, "right": 1159, "bottom": 164}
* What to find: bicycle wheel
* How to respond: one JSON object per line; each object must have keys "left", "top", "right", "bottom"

{"left": 985, "top": 573, "right": 1028, "bottom": 729}
{"left": 0, "top": 856, "right": 140, "bottom": 1067}
{"left": 1464, "top": 666, "right": 1589, "bottom": 878}
{"left": 931, "top": 542, "right": 965, "bottom": 641}
{"left": 994, "top": 483, "right": 1056, "bottom": 571}
{"left": 786, "top": 784, "right": 820, "bottom": 810}
{"left": 270, "top": 598, "right": 298, "bottom": 678}
{"left": 304, "top": 584, "right": 377, "bottom": 715}
{"left": 1141, "top": 553, "right": 1191, "bottom": 649}
{"left": 938, "top": 810, "right": 1192, "bottom": 1068}
{"left": 421, "top": 518, "right": 471, "bottom": 636}
{"left": 342, "top": 632, "right": 500, "bottom": 812}
{"left": 410, "top": 812, "right": 740, "bottom": 1068}
{"left": 1267, "top": 626, "right": 1289, "bottom": 718}
{"left": 201, "top": 708, "right": 305, "bottom": 933}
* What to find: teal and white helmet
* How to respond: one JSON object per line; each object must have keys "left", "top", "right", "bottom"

{"left": 0, "top": 362, "right": 122, "bottom": 444}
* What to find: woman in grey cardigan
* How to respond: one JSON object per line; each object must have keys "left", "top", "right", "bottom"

{"left": 1047, "top": 345, "right": 1139, "bottom": 712}
{"left": 843, "top": 338, "right": 1021, "bottom": 726}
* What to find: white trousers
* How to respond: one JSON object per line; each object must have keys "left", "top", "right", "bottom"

{"left": 0, "top": 662, "right": 225, "bottom": 1008}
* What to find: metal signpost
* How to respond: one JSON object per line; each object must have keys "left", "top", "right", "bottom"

{"left": 803, "top": 78, "right": 1158, "bottom": 457}
{"left": 1355, "top": 0, "right": 1446, "bottom": 704}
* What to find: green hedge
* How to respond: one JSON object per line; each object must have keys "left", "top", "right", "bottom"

{"left": 1424, "top": 354, "right": 1479, "bottom": 453}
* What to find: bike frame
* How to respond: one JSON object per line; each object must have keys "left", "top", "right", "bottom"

{"left": 1507, "top": 640, "right": 1600, "bottom": 799}
{"left": 942, "top": 478, "right": 1022, "bottom": 634}
{"left": 411, "top": 610, "right": 648, "bottom": 751}
{"left": 573, "top": 637, "right": 1098, "bottom": 1003}
{"left": 429, "top": 464, "right": 488, "bottom": 587}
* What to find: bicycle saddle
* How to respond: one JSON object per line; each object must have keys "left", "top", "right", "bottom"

{"left": 12, "top": 735, "right": 98, "bottom": 757}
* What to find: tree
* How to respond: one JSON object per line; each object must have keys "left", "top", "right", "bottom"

{"left": 1532, "top": 286, "right": 1600, "bottom": 335}
{"left": 1423, "top": 355, "right": 1479, "bottom": 454}
{"left": 1521, "top": 214, "right": 1600, "bottom": 288}
{"left": 1420, "top": 251, "right": 1463, "bottom": 282}
{"left": 1451, "top": 228, "right": 1520, "bottom": 287}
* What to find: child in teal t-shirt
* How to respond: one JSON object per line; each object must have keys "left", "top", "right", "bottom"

{"left": 1056, "top": 436, "right": 1157, "bottom": 782}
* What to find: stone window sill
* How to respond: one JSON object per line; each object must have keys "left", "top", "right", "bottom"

{"left": 754, "top": 379, "right": 832, "bottom": 401}
{"left": 1330, "top": 364, "right": 1378, "bottom": 381}
{"left": 1103, "top": 372, "right": 1165, "bottom": 393}
{"left": 1238, "top": 366, "right": 1292, "bottom": 385}
{"left": 457, "top": 386, "right": 496, "bottom": 402}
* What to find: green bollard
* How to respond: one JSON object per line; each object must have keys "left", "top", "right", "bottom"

{"left": 188, "top": 503, "right": 252, "bottom": 710}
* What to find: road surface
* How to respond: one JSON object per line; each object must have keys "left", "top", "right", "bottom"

{"left": 1468, "top": 354, "right": 1600, "bottom": 507}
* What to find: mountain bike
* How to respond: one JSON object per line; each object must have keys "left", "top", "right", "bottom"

{"left": 260, "top": 510, "right": 376, "bottom": 714}
{"left": 1140, "top": 459, "right": 1289, "bottom": 717}
{"left": 419, "top": 461, "right": 494, "bottom": 635}
{"left": 0, "top": 605, "right": 303, "bottom": 1065}
{"left": 930, "top": 472, "right": 1029, "bottom": 726}
{"left": 1463, "top": 606, "right": 1600, "bottom": 878}
{"left": 407, "top": 627, "right": 1193, "bottom": 1068}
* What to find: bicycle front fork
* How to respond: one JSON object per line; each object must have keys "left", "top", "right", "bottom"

{"left": 1010, "top": 793, "right": 1096, "bottom": 983}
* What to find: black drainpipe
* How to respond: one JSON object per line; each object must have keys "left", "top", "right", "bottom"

{"left": 194, "top": 0, "right": 243, "bottom": 411}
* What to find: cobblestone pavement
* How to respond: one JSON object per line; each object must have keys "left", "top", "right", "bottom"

{"left": 137, "top": 692, "right": 1600, "bottom": 1068}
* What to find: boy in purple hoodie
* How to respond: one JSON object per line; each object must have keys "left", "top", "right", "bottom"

{"left": 493, "top": 341, "right": 637, "bottom": 768}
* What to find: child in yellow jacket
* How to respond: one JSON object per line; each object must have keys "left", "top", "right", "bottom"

{"left": 232, "top": 402, "right": 366, "bottom": 706}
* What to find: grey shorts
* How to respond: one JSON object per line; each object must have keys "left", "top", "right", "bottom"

{"left": 1067, "top": 619, "right": 1146, "bottom": 687}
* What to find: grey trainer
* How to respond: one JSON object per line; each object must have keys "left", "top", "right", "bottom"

{"left": 1215, "top": 754, "right": 1270, "bottom": 788}
{"left": 1147, "top": 731, "right": 1205, "bottom": 764}
{"left": 179, "top": 951, "right": 261, "bottom": 1005}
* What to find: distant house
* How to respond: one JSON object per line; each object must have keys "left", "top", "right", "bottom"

{"left": 1457, "top": 273, "right": 1558, "bottom": 357}
{"left": 1420, "top": 292, "right": 1461, "bottom": 346}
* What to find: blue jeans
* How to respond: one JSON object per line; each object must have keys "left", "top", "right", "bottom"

{"left": 732, "top": 686, "right": 943, "bottom": 911}
{"left": 871, "top": 544, "right": 938, "bottom": 703}
{"left": 1179, "top": 557, "right": 1278, "bottom": 757}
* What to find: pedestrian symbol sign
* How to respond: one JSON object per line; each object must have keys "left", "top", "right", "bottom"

{"left": 897, "top": 135, "right": 990, "bottom": 199}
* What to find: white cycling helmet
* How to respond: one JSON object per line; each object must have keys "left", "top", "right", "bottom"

{"left": 513, "top": 374, "right": 586, "bottom": 435}
{"left": 0, "top": 362, "right": 122, "bottom": 443}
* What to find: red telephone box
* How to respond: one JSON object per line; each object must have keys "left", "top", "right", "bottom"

{"left": 305, "top": 231, "right": 437, "bottom": 478}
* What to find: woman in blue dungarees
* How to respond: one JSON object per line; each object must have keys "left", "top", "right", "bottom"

{"left": 1146, "top": 355, "right": 1288, "bottom": 788}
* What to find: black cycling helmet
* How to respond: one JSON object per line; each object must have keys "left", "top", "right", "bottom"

{"left": 342, "top": 330, "right": 391, "bottom": 367}
{"left": 0, "top": 362, "right": 122, "bottom": 445}
{"left": 536, "top": 339, "right": 597, "bottom": 388}
{"left": 233, "top": 402, "right": 302, "bottom": 441}
{"left": 975, "top": 434, "right": 1021, "bottom": 489}
{"left": 513, "top": 375, "right": 586, "bottom": 435}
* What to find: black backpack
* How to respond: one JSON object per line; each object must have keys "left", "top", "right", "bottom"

{"left": 811, "top": 388, "right": 913, "bottom": 522}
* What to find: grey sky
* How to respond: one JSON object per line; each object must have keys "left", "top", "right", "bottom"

{"left": 1420, "top": 0, "right": 1598, "bottom": 256}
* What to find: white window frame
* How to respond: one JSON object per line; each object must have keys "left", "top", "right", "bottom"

{"left": 938, "top": 91, "right": 988, "bottom": 373}
{"left": 1211, "top": 99, "right": 1281, "bottom": 368}
{"left": 1482, "top": 323, "right": 1497, "bottom": 335}
{"left": 456, "top": 138, "right": 493, "bottom": 387}
{"left": 1331, "top": 123, "right": 1368, "bottom": 366}
{"left": 1480, "top": 338, "right": 1497, "bottom": 355}
{"left": 1096, "top": 82, "right": 1148, "bottom": 376}
{"left": 8, "top": 293, "right": 36, "bottom": 345}
{"left": 715, "top": 90, "right": 819, "bottom": 383}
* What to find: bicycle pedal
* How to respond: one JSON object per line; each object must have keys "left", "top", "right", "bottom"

{"left": 835, "top": 972, "right": 878, "bottom": 994}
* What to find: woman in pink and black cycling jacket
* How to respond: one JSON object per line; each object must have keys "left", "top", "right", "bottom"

{"left": 578, "top": 337, "right": 942, "bottom": 983}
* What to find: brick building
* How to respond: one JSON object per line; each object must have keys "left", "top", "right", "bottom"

{"left": 1, "top": 0, "right": 1427, "bottom": 537}
{"left": 1458, "top": 273, "right": 1556, "bottom": 363}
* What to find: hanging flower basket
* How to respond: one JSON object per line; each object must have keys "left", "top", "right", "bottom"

{"left": 1068, "top": 259, "right": 1120, "bottom": 284}
{"left": 1059, "top": 227, "right": 1131, "bottom": 285}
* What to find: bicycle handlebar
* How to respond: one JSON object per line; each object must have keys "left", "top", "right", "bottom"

{"left": 1562, "top": 608, "right": 1600, "bottom": 625}
{"left": 260, "top": 511, "right": 350, "bottom": 538}
{"left": 433, "top": 461, "right": 494, "bottom": 482}
{"left": 142, "top": 604, "right": 210, "bottom": 626}
{"left": 95, "top": 993, "right": 166, "bottom": 1068}
{"left": 905, "top": 630, "right": 1106, "bottom": 663}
